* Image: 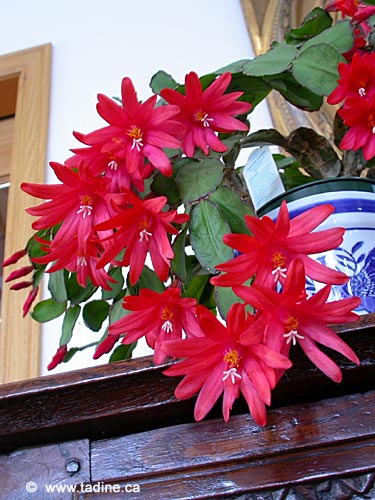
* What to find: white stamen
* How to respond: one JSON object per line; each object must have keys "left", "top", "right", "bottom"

{"left": 271, "top": 266, "right": 287, "bottom": 281}
{"left": 372, "top": 126, "right": 375, "bottom": 134}
{"left": 77, "top": 256, "right": 87, "bottom": 267}
{"left": 359, "top": 87, "right": 366, "bottom": 97}
{"left": 200, "top": 113, "right": 214, "bottom": 128}
{"left": 283, "top": 329, "right": 304, "bottom": 345}
{"left": 77, "top": 205, "right": 93, "bottom": 218}
{"left": 139, "top": 229, "right": 152, "bottom": 242}
{"left": 108, "top": 160, "right": 118, "bottom": 170}
{"left": 222, "top": 367, "right": 242, "bottom": 384}
{"left": 131, "top": 137, "right": 143, "bottom": 151}
{"left": 161, "top": 320, "right": 173, "bottom": 333}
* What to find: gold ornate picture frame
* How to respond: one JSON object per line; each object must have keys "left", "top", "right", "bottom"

{"left": 240, "top": 0, "right": 335, "bottom": 137}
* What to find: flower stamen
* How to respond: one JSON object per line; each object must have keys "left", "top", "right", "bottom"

{"left": 139, "top": 229, "right": 152, "bottom": 242}
{"left": 77, "top": 256, "right": 87, "bottom": 267}
{"left": 222, "top": 367, "right": 242, "bottom": 384}
{"left": 127, "top": 125, "right": 144, "bottom": 151}
{"left": 161, "top": 307, "right": 174, "bottom": 333}
{"left": 77, "top": 194, "right": 93, "bottom": 218}
{"left": 271, "top": 251, "right": 287, "bottom": 281}
{"left": 283, "top": 316, "right": 304, "bottom": 345}
{"left": 195, "top": 111, "right": 214, "bottom": 127}
{"left": 138, "top": 216, "right": 152, "bottom": 242}
{"left": 108, "top": 160, "right": 118, "bottom": 170}
{"left": 359, "top": 87, "right": 366, "bottom": 97}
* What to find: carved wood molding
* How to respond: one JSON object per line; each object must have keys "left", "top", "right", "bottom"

{"left": 244, "top": 471, "right": 375, "bottom": 499}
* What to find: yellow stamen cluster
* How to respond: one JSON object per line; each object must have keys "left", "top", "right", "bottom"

{"left": 161, "top": 307, "right": 174, "bottom": 321}
{"left": 223, "top": 348, "right": 240, "bottom": 369}
{"left": 127, "top": 125, "right": 143, "bottom": 141}
{"left": 272, "top": 251, "right": 286, "bottom": 269}
{"left": 284, "top": 316, "right": 299, "bottom": 333}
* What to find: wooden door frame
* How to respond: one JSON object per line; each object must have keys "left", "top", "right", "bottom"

{"left": 0, "top": 44, "right": 51, "bottom": 383}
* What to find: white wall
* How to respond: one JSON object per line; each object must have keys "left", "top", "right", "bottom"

{"left": 1, "top": 0, "right": 273, "bottom": 374}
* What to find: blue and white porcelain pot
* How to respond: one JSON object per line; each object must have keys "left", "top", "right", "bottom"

{"left": 258, "top": 178, "right": 375, "bottom": 314}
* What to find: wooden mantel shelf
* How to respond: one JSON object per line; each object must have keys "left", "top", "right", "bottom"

{"left": 0, "top": 314, "right": 374, "bottom": 499}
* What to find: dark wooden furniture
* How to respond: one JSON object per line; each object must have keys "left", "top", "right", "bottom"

{"left": 0, "top": 314, "right": 374, "bottom": 499}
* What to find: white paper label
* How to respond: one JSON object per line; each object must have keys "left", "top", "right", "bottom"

{"left": 243, "top": 146, "right": 285, "bottom": 212}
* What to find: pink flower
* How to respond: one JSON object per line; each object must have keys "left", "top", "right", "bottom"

{"left": 47, "top": 344, "right": 68, "bottom": 371}
{"left": 160, "top": 71, "right": 251, "bottom": 157}
{"left": 80, "top": 77, "right": 182, "bottom": 178}
{"left": 211, "top": 201, "right": 348, "bottom": 289}
{"left": 23, "top": 286, "right": 39, "bottom": 317}
{"left": 163, "top": 303, "right": 292, "bottom": 425}
{"left": 104, "top": 287, "right": 201, "bottom": 364}
{"left": 5, "top": 265, "right": 34, "bottom": 283}
{"left": 2, "top": 248, "right": 27, "bottom": 267}
{"left": 234, "top": 259, "right": 361, "bottom": 383}
{"left": 96, "top": 189, "right": 189, "bottom": 285}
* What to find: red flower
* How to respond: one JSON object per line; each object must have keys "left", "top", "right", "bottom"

{"left": 211, "top": 201, "right": 348, "bottom": 289}
{"left": 326, "top": 0, "right": 360, "bottom": 17}
{"left": 160, "top": 71, "right": 251, "bottom": 157}
{"left": 22, "top": 162, "right": 115, "bottom": 271}
{"left": 234, "top": 259, "right": 361, "bottom": 383}
{"left": 96, "top": 189, "right": 189, "bottom": 285}
{"left": 328, "top": 52, "right": 375, "bottom": 104}
{"left": 35, "top": 235, "right": 116, "bottom": 290}
{"left": 325, "top": 0, "right": 375, "bottom": 20}
{"left": 338, "top": 95, "right": 375, "bottom": 160}
{"left": 163, "top": 303, "right": 292, "bottom": 425}
{"left": 105, "top": 287, "right": 201, "bottom": 364}
{"left": 66, "top": 131, "right": 154, "bottom": 193}
{"left": 80, "top": 77, "right": 182, "bottom": 178}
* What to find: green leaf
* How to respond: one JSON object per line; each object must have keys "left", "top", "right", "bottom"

{"left": 31, "top": 298, "right": 67, "bottom": 323}
{"left": 190, "top": 200, "right": 233, "bottom": 273}
{"left": 109, "top": 343, "right": 137, "bottom": 363}
{"left": 214, "top": 59, "right": 250, "bottom": 73}
{"left": 65, "top": 272, "right": 97, "bottom": 305}
{"left": 285, "top": 7, "right": 332, "bottom": 44}
{"left": 209, "top": 186, "right": 254, "bottom": 234}
{"left": 176, "top": 158, "right": 224, "bottom": 203}
{"left": 215, "top": 285, "right": 243, "bottom": 320}
{"left": 265, "top": 72, "right": 323, "bottom": 111}
{"left": 243, "top": 43, "right": 297, "bottom": 77}
{"left": 109, "top": 298, "right": 131, "bottom": 324}
{"left": 227, "top": 73, "right": 271, "bottom": 109}
{"left": 60, "top": 305, "right": 81, "bottom": 346}
{"left": 101, "top": 267, "right": 125, "bottom": 300}
{"left": 128, "top": 265, "right": 165, "bottom": 295}
{"left": 82, "top": 300, "right": 110, "bottom": 332}
{"left": 300, "top": 19, "right": 353, "bottom": 54}
{"left": 151, "top": 157, "right": 191, "bottom": 206}
{"left": 48, "top": 269, "right": 67, "bottom": 302}
{"left": 292, "top": 43, "right": 343, "bottom": 96}
{"left": 241, "top": 128, "right": 287, "bottom": 149}
{"left": 171, "top": 225, "right": 188, "bottom": 282}
{"left": 184, "top": 273, "right": 210, "bottom": 301}
{"left": 149, "top": 70, "right": 178, "bottom": 94}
